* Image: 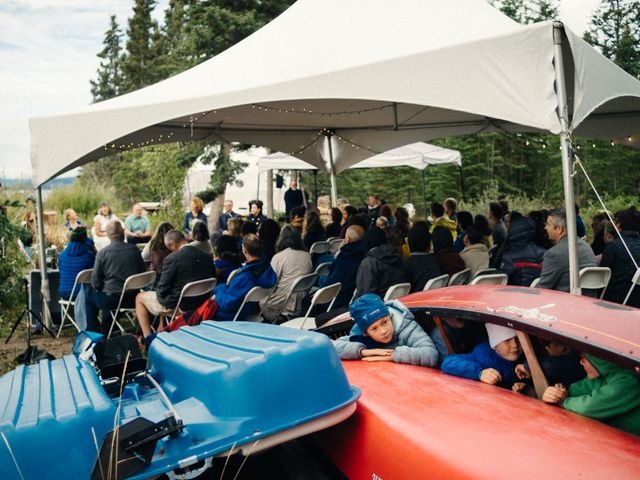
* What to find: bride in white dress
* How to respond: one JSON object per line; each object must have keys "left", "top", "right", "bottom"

{"left": 92, "top": 202, "right": 121, "bottom": 251}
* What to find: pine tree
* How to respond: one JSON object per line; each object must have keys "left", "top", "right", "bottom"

{"left": 122, "top": 0, "right": 160, "bottom": 93}
{"left": 90, "top": 15, "right": 125, "bottom": 102}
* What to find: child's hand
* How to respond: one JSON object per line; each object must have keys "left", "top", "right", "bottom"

{"left": 512, "top": 382, "right": 528, "bottom": 394}
{"left": 479, "top": 368, "right": 502, "bottom": 385}
{"left": 542, "top": 384, "right": 568, "bottom": 404}
{"left": 362, "top": 348, "right": 394, "bottom": 357}
{"left": 515, "top": 364, "right": 531, "bottom": 379}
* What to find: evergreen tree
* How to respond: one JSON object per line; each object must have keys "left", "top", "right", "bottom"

{"left": 90, "top": 15, "right": 125, "bottom": 102}
{"left": 489, "top": 0, "right": 558, "bottom": 24}
{"left": 122, "top": 0, "right": 161, "bottom": 92}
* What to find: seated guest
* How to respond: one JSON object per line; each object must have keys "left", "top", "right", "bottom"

{"left": 326, "top": 208, "right": 343, "bottom": 238}
{"left": 92, "top": 202, "right": 120, "bottom": 251}
{"left": 189, "top": 220, "right": 212, "bottom": 255}
{"left": 339, "top": 205, "right": 358, "bottom": 238}
{"left": 63, "top": 208, "right": 82, "bottom": 230}
{"left": 489, "top": 202, "right": 508, "bottom": 249}
{"left": 303, "top": 210, "right": 326, "bottom": 251}
{"left": 248, "top": 199, "right": 267, "bottom": 230}
{"left": 137, "top": 230, "right": 216, "bottom": 343}
{"left": 430, "top": 201, "right": 457, "bottom": 240}
{"left": 575, "top": 203, "right": 586, "bottom": 238}
{"left": 379, "top": 204, "right": 395, "bottom": 226}
{"left": 289, "top": 205, "right": 306, "bottom": 234}
{"left": 537, "top": 208, "right": 596, "bottom": 292}
{"left": 318, "top": 225, "right": 365, "bottom": 308}
{"left": 58, "top": 227, "right": 95, "bottom": 300}
{"left": 441, "top": 323, "right": 520, "bottom": 389}
{"left": 333, "top": 293, "right": 438, "bottom": 367}
{"left": 124, "top": 203, "right": 151, "bottom": 244}
{"left": 217, "top": 199, "right": 239, "bottom": 234}
{"left": 356, "top": 227, "right": 407, "bottom": 299}
{"left": 403, "top": 221, "right": 441, "bottom": 292}
{"left": 84, "top": 221, "right": 145, "bottom": 335}
{"left": 226, "top": 217, "right": 244, "bottom": 252}
{"left": 214, "top": 235, "right": 242, "bottom": 283}
{"left": 258, "top": 218, "right": 281, "bottom": 262}
{"left": 444, "top": 197, "right": 458, "bottom": 223}
{"left": 600, "top": 206, "right": 640, "bottom": 307}
{"left": 142, "top": 222, "right": 174, "bottom": 282}
{"left": 210, "top": 233, "right": 277, "bottom": 321}
{"left": 473, "top": 214, "right": 493, "bottom": 248}
{"left": 590, "top": 211, "right": 609, "bottom": 256}
{"left": 260, "top": 226, "right": 312, "bottom": 323}
{"left": 364, "top": 223, "right": 387, "bottom": 254}
{"left": 432, "top": 226, "right": 465, "bottom": 277}
{"left": 454, "top": 211, "right": 473, "bottom": 253}
{"left": 529, "top": 209, "right": 552, "bottom": 249}
{"left": 542, "top": 353, "right": 640, "bottom": 436}
{"left": 459, "top": 226, "right": 490, "bottom": 277}
{"left": 183, "top": 196, "right": 207, "bottom": 238}
{"left": 498, "top": 215, "right": 546, "bottom": 286}
{"left": 394, "top": 207, "right": 411, "bottom": 237}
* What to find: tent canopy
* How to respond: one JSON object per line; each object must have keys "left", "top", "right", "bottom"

{"left": 30, "top": 0, "right": 640, "bottom": 186}
{"left": 257, "top": 142, "right": 462, "bottom": 173}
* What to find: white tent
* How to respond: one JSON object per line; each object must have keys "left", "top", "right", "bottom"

{"left": 28, "top": 0, "right": 640, "bottom": 306}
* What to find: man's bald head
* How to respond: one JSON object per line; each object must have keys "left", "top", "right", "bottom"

{"left": 345, "top": 225, "right": 365, "bottom": 243}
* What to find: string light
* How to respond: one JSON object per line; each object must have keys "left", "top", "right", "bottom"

{"left": 251, "top": 102, "right": 395, "bottom": 116}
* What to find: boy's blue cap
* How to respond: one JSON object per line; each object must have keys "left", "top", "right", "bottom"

{"left": 349, "top": 293, "right": 390, "bottom": 332}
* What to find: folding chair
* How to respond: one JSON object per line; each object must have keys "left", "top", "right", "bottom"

{"left": 315, "top": 262, "right": 332, "bottom": 277}
{"left": 623, "top": 268, "right": 640, "bottom": 305}
{"left": 383, "top": 282, "right": 411, "bottom": 301}
{"left": 226, "top": 268, "right": 241, "bottom": 284}
{"left": 271, "top": 272, "right": 319, "bottom": 323}
{"left": 423, "top": 274, "right": 450, "bottom": 291}
{"left": 166, "top": 277, "right": 217, "bottom": 325}
{"left": 447, "top": 268, "right": 471, "bottom": 286}
{"left": 579, "top": 266, "right": 611, "bottom": 299}
{"left": 530, "top": 277, "right": 541, "bottom": 288}
{"left": 471, "top": 268, "right": 497, "bottom": 281}
{"left": 328, "top": 237, "right": 343, "bottom": 255}
{"left": 231, "top": 285, "right": 275, "bottom": 322}
{"left": 309, "top": 241, "right": 330, "bottom": 255}
{"left": 57, "top": 268, "right": 93, "bottom": 337}
{"left": 107, "top": 270, "right": 156, "bottom": 338}
{"left": 280, "top": 282, "right": 342, "bottom": 330}
{"left": 469, "top": 273, "right": 508, "bottom": 286}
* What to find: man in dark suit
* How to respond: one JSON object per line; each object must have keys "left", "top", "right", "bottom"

{"left": 217, "top": 199, "right": 239, "bottom": 234}
{"left": 136, "top": 230, "right": 215, "bottom": 338}
{"left": 537, "top": 208, "right": 596, "bottom": 292}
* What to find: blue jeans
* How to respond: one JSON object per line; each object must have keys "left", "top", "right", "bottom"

{"left": 84, "top": 286, "right": 135, "bottom": 335}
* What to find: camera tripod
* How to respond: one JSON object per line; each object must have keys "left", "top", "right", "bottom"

{"left": 5, "top": 277, "right": 55, "bottom": 346}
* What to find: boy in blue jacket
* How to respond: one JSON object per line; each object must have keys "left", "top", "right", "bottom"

{"left": 441, "top": 323, "right": 520, "bottom": 388}
{"left": 333, "top": 293, "right": 438, "bottom": 367}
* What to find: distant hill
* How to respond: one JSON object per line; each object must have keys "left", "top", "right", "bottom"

{"left": 1, "top": 177, "right": 75, "bottom": 189}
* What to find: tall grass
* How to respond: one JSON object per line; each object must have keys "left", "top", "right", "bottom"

{"left": 44, "top": 184, "right": 124, "bottom": 222}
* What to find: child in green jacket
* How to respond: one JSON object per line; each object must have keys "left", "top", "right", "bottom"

{"left": 542, "top": 353, "right": 640, "bottom": 436}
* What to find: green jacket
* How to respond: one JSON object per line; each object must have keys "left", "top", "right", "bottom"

{"left": 562, "top": 354, "right": 640, "bottom": 436}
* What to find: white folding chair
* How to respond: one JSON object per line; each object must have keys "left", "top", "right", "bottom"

{"left": 309, "top": 241, "right": 330, "bottom": 255}
{"left": 231, "top": 286, "right": 275, "bottom": 322}
{"left": 281, "top": 282, "right": 342, "bottom": 330}
{"left": 315, "top": 262, "right": 332, "bottom": 277}
{"left": 530, "top": 277, "right": 541, "bottom": 288}
{"left": 579, "top": 267, "right": 611, "bottom": 299}
{"left": 226, "top": 268, "right": 241, "bottom": 285}
{"left": 623, "top": 268, "right": 640, "bottom": 305}
{"left": 423, "top": 274, "right": 450, "bottom": 291}
{"left": 57, "top": 268, "right": 93, "bottom": 337}
{"left": 383, "top": 282, "right": 412, "bottom": 301}
{"left": 166, "top": 277, "right": 217, "bottom": 325}
{"left": 447, "top": 268, "right": 471, "bottom": 286}
{"left": 272, "top": 272, "right": 319, "bottom": 322}
{"left": 469, "top": 273, "right": 508, "bottom": 286}
{"left": 328, "top": 237, "right": 343, "bottom": 254}
{"left": 107, "top": 270, "right": 156, "bottom": 338}
{"left": 471, "top": 268, "right": 497, "bottom": 281}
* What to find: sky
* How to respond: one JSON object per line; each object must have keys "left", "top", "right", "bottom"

{"left": 0, "top": 0, "right": 603, "bottom": 181}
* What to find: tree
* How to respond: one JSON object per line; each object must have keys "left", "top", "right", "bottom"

{"left": 90, "top": 15, "right": 125, "bottom": 102}
{"left": 122, "top": 0, "right": 161, "bottom": 92}
{"left": 584, "top": 0, "right": 640, "bottom": 78}
{"left": 489, "top": 0, "right": 558, "bottom": 24}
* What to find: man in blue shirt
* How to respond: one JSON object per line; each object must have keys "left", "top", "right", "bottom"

{"left": 124, "top": 203, "right": 151, "bottom": 244}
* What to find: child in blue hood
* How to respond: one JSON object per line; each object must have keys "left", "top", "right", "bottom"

{"left": 333, "top": 293, "right": 438, "bottom": 367}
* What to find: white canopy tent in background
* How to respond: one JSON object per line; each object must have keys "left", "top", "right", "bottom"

{"left": 29, "top": 0, "right": 640, "bottom": 320}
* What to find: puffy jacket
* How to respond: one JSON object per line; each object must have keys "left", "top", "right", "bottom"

{"left": 318, "top": 240, "right": 364, "bottom": 308}
{"left": 441, "top": 342, "right": 519, "bottom": 389}
{"left": 431, "top": 216, "right": 458, "bottom": 241}
{"left": 333, "top": 300, "right": 438, "bottom": 367}
{"left": 600, "top": 232, "right": 640, "bottom": 307}
{"left": 213, "top": 258, "right": 277, "bottom": 321}
{"left": 58, "top": 241, "right": 95, "bottom": 299}
{"left": 498, "top": 217, "right": 546, "bottom": 286}
{"left": 356, "top": 244, "right": 406, "bottom": 298}
{"left": 563, "top": 354, "right": 640, "bottom": 436}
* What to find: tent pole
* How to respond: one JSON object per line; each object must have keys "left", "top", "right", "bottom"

{"left": 36, "top": 186, "right": 51, "bottom": 328}
{"left": 421, "top": 169, "right": 428, "bottom": 219}
{"left": 459, "top": 165, "right": 467, "bottom": 202}
{"left": 553, "top": 22, "right": 580, "bottom": 295}
{"left": 326, "top": 131, "right": 338, "bottom": 207}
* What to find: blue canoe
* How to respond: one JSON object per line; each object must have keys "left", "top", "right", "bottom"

{"left": 0, "top": 322, "right": 360, "bottom": 479}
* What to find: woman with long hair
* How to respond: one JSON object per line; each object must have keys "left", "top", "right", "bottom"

{"left": 190, "top": 220, "right": 213, "bottom": 255}
{"left": 143, "top": 222, "right": 174, "bottom": 280}
{"left": 92, "top": 202, "right": 120, "bottom": 251}
{"left": 183, "top": 196, "right": 207, "bottom": 238}
{"left": 259, "top": 218, "right": 281, "bottom": 262}
{"left": 302, "top": 210, "right": 326, "bottom": 250}
{"left": 326, "top": 208, "right": 343, "bottom": 238}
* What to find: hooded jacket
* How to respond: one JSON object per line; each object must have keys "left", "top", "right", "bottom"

{"left": 356, "top": 244, "right": 406, "bottom": 298}
{"left": 498, "top": 217, "right": 546, "bottom": 286}
{"left": 441, "top": 341, "right": 519, "bottom": 389}
{"left": 431, "top": 216, "right": 458, "bottom": 241}
{"left": 562, "top": 354, "right": 640, "bottom": 436}
{"left": 333, "top": 300, "right": 438, "bottom": 367}
{"left": 213, "top": 257, "right": 277, "bottom": 321}
{"left": 58, "top": 241, "right": 96, "bottom": 299}
{"left": 460, "top": 243, "right": 490, "bottom": 277}
{"left": 318, "top": 240, "right": 365, "bottom": 308}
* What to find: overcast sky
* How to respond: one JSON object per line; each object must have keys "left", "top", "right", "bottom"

{"left": 0, "top": 0, "right": 603, "bottom": 181}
